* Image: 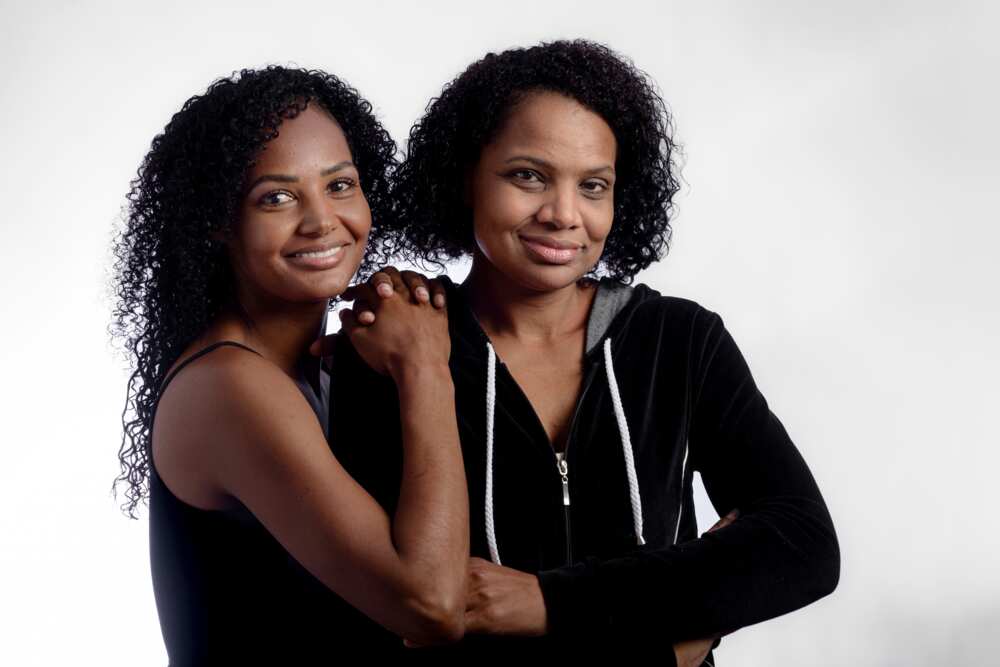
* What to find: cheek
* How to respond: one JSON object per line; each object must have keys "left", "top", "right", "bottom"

{"left": 586, "top": 208, "right": 615, "bottom": 247}
{"left": 473, "top": 188, "right": 532, "bottom": 245}
{"left": 343, "top": 197, "right": 373, "bottom": 240}
{"left": 238, "top": 210, "right": 288, "bottom": 254}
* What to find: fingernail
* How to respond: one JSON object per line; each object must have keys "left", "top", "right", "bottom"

{"left": 433, "top": 294, "right": 446, "bottom": 308}
{"left": 415, "top": 286, "right": 430, "bottom": 301}
{"left": 377, "top": 283, "right": 393, "bottom": 297}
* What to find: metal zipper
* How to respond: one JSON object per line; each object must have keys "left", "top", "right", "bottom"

{"left": 555, "top": 451, "right": 572, "bottom": 564}
{"left": 555, "top": 360, "right": 600, "bottom": 566}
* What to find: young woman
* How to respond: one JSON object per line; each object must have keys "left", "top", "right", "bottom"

{"left": 335, "top": 40, "right": 840, "bottom": 663}
{"left": 111, "top": 67, "right": 468, "bottom": 663}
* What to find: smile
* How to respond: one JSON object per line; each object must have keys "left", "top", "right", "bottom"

{"left": 518, "top": 234, "right": 583, "bottom": 265}
{"left": 291, "top": 246, "right": 343, "bottom": 259}
{"left": 286, "top": 244, "right": 347, "bottom": 270}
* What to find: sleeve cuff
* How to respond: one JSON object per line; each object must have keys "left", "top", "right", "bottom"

{"left": 536, "top": 558, "right": 609, "bottom": 638}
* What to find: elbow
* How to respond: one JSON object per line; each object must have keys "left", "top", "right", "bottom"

{"left": 404, "top": 590, "right": 466, "bottom": 645}
{"left": 807, "top": 522, "right": 841, "bottom": 601}
{"left": 818, "top": 535, "right": 841, "bottom": 598}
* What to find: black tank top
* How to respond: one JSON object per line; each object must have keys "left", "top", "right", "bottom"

{"left": 149, "top": 341, "right": 403, "bottom": 664}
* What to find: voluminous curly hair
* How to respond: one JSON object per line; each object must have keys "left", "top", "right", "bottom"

{"left": 387, "top": 39, "right": 681, "bottom": 282}
{"left": 111, "top": 66, "right": 396, "bottom": 518}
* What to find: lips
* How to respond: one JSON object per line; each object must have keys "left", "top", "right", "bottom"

{"left": 285, "top": 242, "right": 348, "bottom": 270}
{"left": 286, "top": 243, "right": 344, "bottom": 258}
{"left": 518, "top": 234, "right": 583, "bottom": 265}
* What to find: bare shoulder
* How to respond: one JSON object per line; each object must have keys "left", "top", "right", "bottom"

{"left": 152, "top": 344, "right": 321, "bottom": 510}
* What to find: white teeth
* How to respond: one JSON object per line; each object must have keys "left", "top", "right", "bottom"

{"left": 294, "top": 246, "right": 343, "bottom": 259}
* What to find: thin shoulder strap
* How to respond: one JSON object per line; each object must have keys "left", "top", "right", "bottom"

{"left": 158, "top": 341, "right": 262, "bottom": 397}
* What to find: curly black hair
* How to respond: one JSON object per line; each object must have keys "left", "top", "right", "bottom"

{"left": 111, "top": 66, "right": 397, "bottom": 518}
{"left": 387, "top": 39, "right": 681, "bottom": 282}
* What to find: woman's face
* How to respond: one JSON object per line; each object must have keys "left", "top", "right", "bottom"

{"left": 468, "top": 91, "right": 617, "bottom": 292}
{"left": 229, "top": 103, "right": 371, "bottom": 306}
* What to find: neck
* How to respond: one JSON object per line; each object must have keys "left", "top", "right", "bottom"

{"left": 214, "top": 288, "right": 328, "bottom": 377}
{"left": 463, "top": 253, "right": 594, "bottom": 343}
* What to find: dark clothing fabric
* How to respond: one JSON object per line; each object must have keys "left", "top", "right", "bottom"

{"left": 327, "top": 277, "right": 840, "bottom": 660}
{"left": 149, "top": 341, "right": 398, "bottom": 665}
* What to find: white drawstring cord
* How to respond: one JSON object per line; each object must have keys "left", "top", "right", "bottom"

{"left": 603, "top": 338, "right": 646, "bottom": 546}
{"left": 483, "top": 336, "right": 648, "bottom": 565}
{"left": 484, "top": 342, "right": 501, "bottom": 565}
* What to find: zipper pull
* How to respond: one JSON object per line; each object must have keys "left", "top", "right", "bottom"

{"left": 555, "top": 451, "right": 570, "bottom": 506}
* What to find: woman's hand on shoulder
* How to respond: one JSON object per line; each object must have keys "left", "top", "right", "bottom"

{"left": 309, "top": 267, "right": 447, "bottom": 366}
{"left": 352, "top": 267, "right": 447, "bottom": 318}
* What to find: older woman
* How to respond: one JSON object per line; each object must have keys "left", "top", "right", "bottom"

{"left": 336, "top": 40, "right": 839, "bottom": 663}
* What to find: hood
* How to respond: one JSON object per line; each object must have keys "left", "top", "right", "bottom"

{"left": 439, "top": 276, "right": 669, "bottom": 566}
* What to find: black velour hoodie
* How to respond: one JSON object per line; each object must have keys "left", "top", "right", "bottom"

{"left": 326, "top": 277, "right": 840, "bottom": 660}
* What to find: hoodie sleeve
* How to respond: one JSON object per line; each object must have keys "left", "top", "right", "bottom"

{"left": 535, "top": 308, "right": 840, "bottom": 643}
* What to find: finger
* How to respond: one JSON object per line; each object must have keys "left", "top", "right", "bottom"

{"left": 343, "top": 282, "right": 379, "bottom": 303}
{"left": 350, "top": 298, "right": 376, "bottom": 326}
{"left": 309, "top": 333, "right": 337, "bottom": 357}
{"left": 705, "top": 509, "right": 740, "bottom": 534}
{"left": 674, "top": 637, "right": 715, "bottom": 667}
{"left": 377, "top": 266, "right": 408, "bottom": 293}
{"left": 464, "top": 608, "right": 484, "bottom": 634}
{"left": 347, "top": 282, "right": 379, "bottom": 306}
{"left": 400, "top": 270, "right": 431, "bottom": 304}
{"left": 338, "top": 308, "right": 360, "bottom": 335}
{"left": 428, "top": 277, "right": 447, "bottom": 309}
{"left": 369, "top": 271, "right": 395, "bottom": 299}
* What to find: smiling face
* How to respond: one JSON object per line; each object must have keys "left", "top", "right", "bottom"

{"left": 467, "top": 91, "right": 617, "bottom": 293}
{"left": 228, "top": 103, "right": 371, "bottom": 307}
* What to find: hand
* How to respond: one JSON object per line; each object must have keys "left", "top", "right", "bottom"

{"left": 402, "top": 557, "right": 545, "bottom": 648}
{"left": 703, "top": 508, "right": 739, "bottom": 536}
{"left": 404, "top": 513, "right": 745, "bottom": 649}
{"left": 331, "top": 267, "right": 450, "bottom": 380}
{"left": 671, "top": 509, "right": 739, "bottom": 666}
{"left": 674, "top": 636, "right": 716, "bottom": 667}
{"left": 350, "top": 267, "right": 446, "bottom": 324}
{"left": 463, "top": 557, "right": 548, "bottom": 637}
{"left": 310, "top": 268, "right": 446, "bottom": 358}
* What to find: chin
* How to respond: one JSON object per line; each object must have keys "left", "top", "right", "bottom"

{"left": 278, "top": 276, "right": 352, "bottom": 303}
{"left": 511, "top": 265, "right": 588, "bottom": 293}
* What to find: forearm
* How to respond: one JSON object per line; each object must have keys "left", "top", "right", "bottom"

{"left": 537, "top": 485, "right": 839, "bottom": 642}
{"left": 391, "top": 363, "right": 469, "bottom": 629}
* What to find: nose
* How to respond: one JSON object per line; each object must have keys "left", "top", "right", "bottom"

{"left": 535, "top": 181, "right": 582, "bottom": 229}
{"left": 298, "top": 193, "right": 338, "bottom": 237}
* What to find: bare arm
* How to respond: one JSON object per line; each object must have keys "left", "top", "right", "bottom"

{"left": 153, "top": 279, "right": 467, "bottom": 645}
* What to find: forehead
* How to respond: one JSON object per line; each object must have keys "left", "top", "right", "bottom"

{"left": 484, "top": 91, "right": 616, "bottom": 165}
{"left": 250, "top": 104, "right": 353, "bottom": 173}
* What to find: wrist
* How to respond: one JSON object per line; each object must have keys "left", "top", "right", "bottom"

{"left": 390, "top": 360, "right": 453, "bottom": 387}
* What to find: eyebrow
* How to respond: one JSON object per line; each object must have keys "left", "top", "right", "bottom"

{"left": 504, "top": 155, "right": 614, "bottom": 176}
{"left": 246, "top": 161, "right": 355, "bottom": 191}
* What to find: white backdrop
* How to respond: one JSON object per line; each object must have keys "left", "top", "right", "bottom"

{"left": 1, "top": 1, "right": 997, "bottom": 664}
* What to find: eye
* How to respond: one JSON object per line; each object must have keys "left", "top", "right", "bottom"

{"left": 258, "top": 190, "right": 294, "bottom": 207}
{"left": 506, "top": 169, "right": 544, "bottom": 188}
{"left": 581, "top": 179, "right": 610, "bottom": 198}
{"left": 328, "top": 177, "right": 357, "bottom": 194}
